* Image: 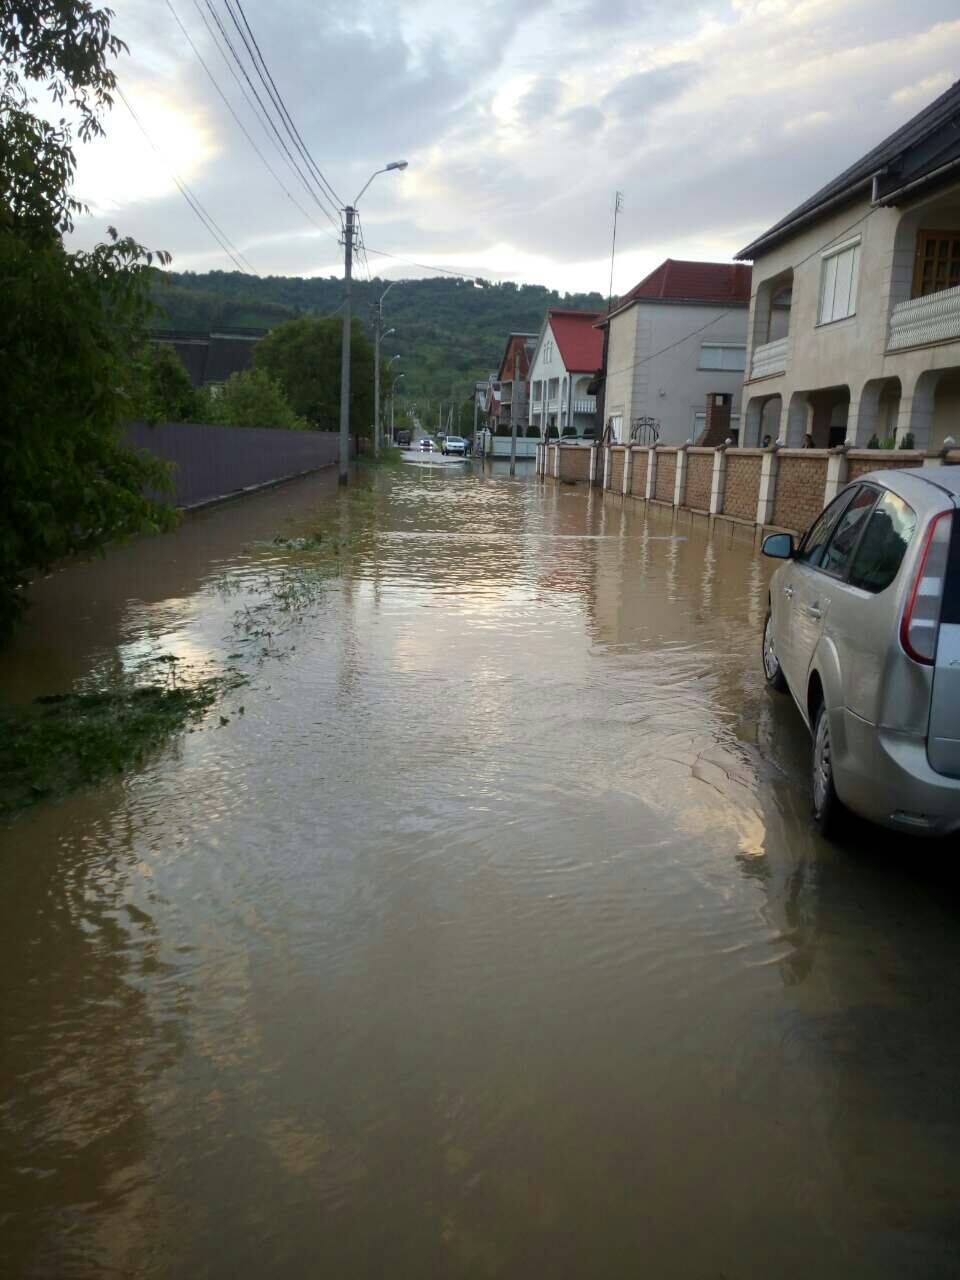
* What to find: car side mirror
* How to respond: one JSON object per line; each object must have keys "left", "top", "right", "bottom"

{"left": 761, "top": 532, "right": 795, "bottom": 559}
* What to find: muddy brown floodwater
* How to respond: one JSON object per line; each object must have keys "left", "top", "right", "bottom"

{"left": 2, "top": 461, "right": 960, "bottom": 1279}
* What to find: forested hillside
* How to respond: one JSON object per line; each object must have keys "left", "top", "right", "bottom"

{"left": 151, "top": 271, "right": 606, "bottom": 408}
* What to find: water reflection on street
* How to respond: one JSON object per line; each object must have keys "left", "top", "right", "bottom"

{"left": 3, "top": 461, "right": 960, "bottom": 1278}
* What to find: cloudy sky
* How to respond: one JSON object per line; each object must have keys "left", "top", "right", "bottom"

{"left": 67, "top": 0, "right": 959, "bottom": 293}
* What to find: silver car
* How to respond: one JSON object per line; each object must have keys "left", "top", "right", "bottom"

{"left": 762, "top": 466, "right": 960, "bottom": 837}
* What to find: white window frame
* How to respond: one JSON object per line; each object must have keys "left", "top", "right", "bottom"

{"left": 698, "top": 343, "right": 746, "bottom": 371}
{"left": 817, "top": 235, "right": 861, "bottom": 326}
{"left": 693, "top": 411, "right": 741, "bottom": 434}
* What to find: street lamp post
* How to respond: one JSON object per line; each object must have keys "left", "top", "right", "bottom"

{"left": 390, "top": 372, "right": 405, "bottom": 443}
{"left": 373, "top": 326, "right": 395, "bottom": 458}
{"left": 338, "top": 161, "right": 407, "bottom": 485}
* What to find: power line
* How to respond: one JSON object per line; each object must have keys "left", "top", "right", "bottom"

{"left": 362, "top": 245, "right": 482, "bottom": 279}
{"left": 197, "top": 0, "right": 341, "bottom": 231}
{"left": 165, "top": 0, "right": 332, "bottom": 241}
{"left": 115, "top": 85, "right": 255, "bottom": 273}
{"left": 224, "top": 0, "right": 343, "bottom": 211}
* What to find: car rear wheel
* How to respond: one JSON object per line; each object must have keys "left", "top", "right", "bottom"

{"left": 812, "top": 702, "right": 845, "bottom": 837}
{"left": 762, "top": 611, "right": 787, "bottom": 691}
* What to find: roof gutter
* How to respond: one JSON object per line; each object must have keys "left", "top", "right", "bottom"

{"left": 736, "top": 170, "right": 885, "bottom": 261}
{"left": 876, "top": 154, "right": 960, "bottom": 205}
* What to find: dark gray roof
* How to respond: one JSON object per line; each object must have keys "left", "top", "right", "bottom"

{"left": 150, "top": 328, "right": 266, "bottom": 387}
{"left": 737, "top": 78, "right": 960, "bottom": 260}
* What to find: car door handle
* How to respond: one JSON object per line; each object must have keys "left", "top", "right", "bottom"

{"left": 806, "top": 605, "right": 822, "bottom": 620}
{"left": 783, "top": 585, "right": 794, "bottom": 598}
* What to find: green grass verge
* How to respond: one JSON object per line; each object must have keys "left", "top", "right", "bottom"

{"left": 0, "top": 680, "right": 235, "bottom": 819}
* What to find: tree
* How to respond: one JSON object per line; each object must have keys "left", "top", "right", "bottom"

{"left": 253, "top": 315, "right": 375, "bottom": 433}
{"left": 1, "top": 2, "right": 175, "bottom": 636}
{"left": 200, "top": 368, "right": 307, "bottom": 429}
{"left": 132, "top": 344, "right": 202, "bottom": 422}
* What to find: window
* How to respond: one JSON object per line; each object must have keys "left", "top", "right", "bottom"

{"left": 532, "top": 381, "right": 542, "bottom": 402}
{"left": 818, "top": 237, "right": 860, "bottom": 325}
{"left": 848, "top": 492, "right": 917, "bottom": 593}
{"left": 547, "top": 378, "right": 559, "bottom": 400}
{"left": 796, "top": 489, "right": 857, "bottom": 565}
{"left": 818, "top": 487, "right": 878, "bottom": 577}
{"left": 699, "top": 344, "right": 746, "bottom": 371}
{"left": 543, "top": 340, "right": 554, "bottom": 364}
{"left": 913, "top": 231, "right": 960, "bottom": 298}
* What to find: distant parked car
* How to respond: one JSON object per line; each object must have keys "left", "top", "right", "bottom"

{"left": 761, "top": 466, "right": 960, "bottom": 837}
{"left": 442, "top": 436, "right": 467, "bottom": 456}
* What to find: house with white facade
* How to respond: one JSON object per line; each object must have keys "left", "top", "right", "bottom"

{"left": 737, "top": 78, "right": 960, "bottom": 451}
{"left": 597, "top": 260, "right": 752, "bottom": 445}
{"left": 527, "top": 309, "right": 604, "bottom": 440}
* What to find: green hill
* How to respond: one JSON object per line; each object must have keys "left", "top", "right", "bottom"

{"left": 151, "top": 270, "right": 606, "bottom": 409}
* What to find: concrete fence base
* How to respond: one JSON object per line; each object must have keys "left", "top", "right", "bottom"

{"left": 548, "top": 440, "right": 960, "bottom": 535}
{"left": 125, "top": 420, "right": 346, "bottom": 509}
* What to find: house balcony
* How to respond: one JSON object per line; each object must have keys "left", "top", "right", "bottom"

{"left": 888, "top": 284, "right": 960, "bottom": 351}
{"left": 547, "top": 398, "right": 559, "bottom": 410}
{"left": 573, "top": 397, "right": 596, "bottom": 413}
{"left": 749, "top": 336, "right": 789, "bottom": 379}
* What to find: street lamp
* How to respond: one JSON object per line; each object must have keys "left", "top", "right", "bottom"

{"left": 338, "top": 161, "right": 408, "bottom": 484}
{"left": 390, "top": 372, "right": 405, "bottom": 444}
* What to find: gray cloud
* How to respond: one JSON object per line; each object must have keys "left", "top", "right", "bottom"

{"left": 603, "top": 62, "right": 697, "bottom": 115}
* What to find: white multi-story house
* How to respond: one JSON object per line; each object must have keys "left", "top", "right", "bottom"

{"left": 737, "top": 78, "right": 960, "bottom": 451}
{"left": 528, "top": 309, "right": 604, "bottom": 439}
{"left": 598, "top": 260, "right": 752, "bottom": 445}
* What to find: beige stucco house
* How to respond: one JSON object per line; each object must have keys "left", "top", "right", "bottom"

{"left": 737, "top": 78, "right": 960, "bottom": 451}
{"left": 598, "top": 260, "right": 752, "bottom": 445}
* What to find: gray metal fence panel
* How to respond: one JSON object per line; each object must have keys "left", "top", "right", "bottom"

{"left": 124, "top": 421, "right": 344, "bottom": 508}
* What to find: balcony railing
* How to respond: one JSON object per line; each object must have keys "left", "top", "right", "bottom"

{"left": 750, "top": 336, "right": 789, "bottom": 379}
{"left": 573, "top": 397, "right": 596, "bottom": 413}
{"left": 889, "top": 284, "right": 960, "bottom": 351}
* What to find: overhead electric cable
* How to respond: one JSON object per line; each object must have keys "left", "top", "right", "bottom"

{"left": 197, "top": 0, "right": 341, "bottom": 230}
{"left": 165, "top": 0, "right": 332, "bottom": 239}
{"left": 116, "top": 85, "right": 255, "bottom": 273}
{"left": 224, "top": 0, "right": 343, "bottom": 211}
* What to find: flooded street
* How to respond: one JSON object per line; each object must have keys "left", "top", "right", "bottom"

{"left": 3, "top": 462, "right": 960, "bottom": 1278}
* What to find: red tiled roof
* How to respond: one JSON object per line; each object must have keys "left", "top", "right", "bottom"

{"left": 548, "top": 309, "right": 604, "bottom": 372}
{"left": 606, "top": 260, "right": 752, "bottom": 320}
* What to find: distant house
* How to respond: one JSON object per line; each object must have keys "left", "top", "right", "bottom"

{"left": 150, "top": 327, "right": 267, "bottom": 389}
{"left": 490, "top": 333, "right": 537, "bottom": 434}
{"left": 736, "top": 78, "right": 960, "bottom": 450}
{"left": 527, "top": 309, "right": 604, "bottom": 439}
{"left": 597, "top": 260, "right": 752, "bottom": 446}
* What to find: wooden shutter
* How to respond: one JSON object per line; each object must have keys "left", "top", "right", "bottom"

{"left": 913, "top": 230, "right": 960, "bottom": 298}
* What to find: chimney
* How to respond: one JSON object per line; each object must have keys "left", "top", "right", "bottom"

{"left": 698, "top": 392, "right": 733, "bottom": 446}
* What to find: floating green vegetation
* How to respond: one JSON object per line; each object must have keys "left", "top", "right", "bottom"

{"left": 0, "top": 675, "right": 242, "bottom": 819}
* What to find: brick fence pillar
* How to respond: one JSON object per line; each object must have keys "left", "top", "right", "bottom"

{"left": 553, "top": 443, "right": 561, "bottom": 479}
{"left": 709, "top": 448, "right": 727, "bottom": 515}
{"left": 602, "top": 445, "right": 611, "bottom": 490}
{"left": 756, "top": 448, "right": 780, "bottom": 526}
{"left": 674, "top": 446, "right": 688, "bottom": 508}
{"left": 622, "top": 446, "right": 633, "bottom": 496}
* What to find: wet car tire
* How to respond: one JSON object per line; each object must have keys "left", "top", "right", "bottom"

{"left": 762, "top": 611, "right": 787, "bottom": 692}
{"left": 812, "top": 702, "right": 845, "bottom": 838}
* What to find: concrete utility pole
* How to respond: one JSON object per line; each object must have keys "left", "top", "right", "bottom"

{"left": 338, "top": 204, "right": 355, "bottom": 485}
{"left": 372, "top": 303, "right": 380, "bottom": 461}
{"left": 337, "top": 161, "right": 407, "bottom": 485}
{"left": 509, "top": 349, "right": 520, "bottom": 476}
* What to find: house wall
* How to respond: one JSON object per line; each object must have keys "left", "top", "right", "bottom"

{"left": 605, "top": 303, "right": 748, "bottom": 446}
{"left": 743, "top": 178, "right": 960, "bottom": 448}
{"left": 527, "top": 320, "right": 568, "bottom": 433}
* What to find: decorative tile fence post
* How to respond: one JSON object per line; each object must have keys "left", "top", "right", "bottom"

{"left": 756, "top": 448, "right": 780, "bottom": 527}
{"left": 622, "top": 446, "right": 633, "bottom": 496}
{"left": 823, "top": 450, "right": 849, "bottom": 505}
{"left": 602, "top": 445, "right": 611, "bottom": 490}
{"left": 673, "top": 446, "right": 688, "bottom": 509}
{"left": 645, "top": 447, "right": 658, "bottom": 500}
{"left": 553, "top": 443, "right": 561, "bottom": 479}
{"left": 709, "top": 448, "right": 727, "bottom": 516}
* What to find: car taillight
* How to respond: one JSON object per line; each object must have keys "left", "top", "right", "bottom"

{"left": 901, "top": 510, "right": 953, "bottom": 664}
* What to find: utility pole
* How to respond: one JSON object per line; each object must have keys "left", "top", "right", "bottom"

{"left": 338, "top": 204, "right": 355, "bottom": 485}
{"left": 509, "top": 349, "right": 519, "bottom": 476}
{"left": 473, "top": 386, "right": 479, "bottom": 456}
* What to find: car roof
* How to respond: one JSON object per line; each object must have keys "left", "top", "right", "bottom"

{"left": 852, "top": 465, "right": 960, "bottom": 507}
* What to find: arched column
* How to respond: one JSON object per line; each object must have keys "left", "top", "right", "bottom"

{"left": 742, "top": 395, "right": 765, "bottom": 447}
{"left": 780, "top": 391, "right": 810, "bottom": 446}
{"left": 896, "top": 370, "right": 939, "bottom": 449}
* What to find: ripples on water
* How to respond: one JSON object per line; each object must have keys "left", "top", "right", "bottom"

{"left": 2, "top": 462, "right": 960, "bottom": 1278}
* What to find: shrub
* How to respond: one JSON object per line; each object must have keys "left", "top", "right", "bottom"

{"left": 901, "top": 431, "right": 915, "bottom": 451}
{"left": 526, "top": 425, "right": 541, "bottom": 438}
{"left": 199, "top": 368, "right": 307, "bottom": 429}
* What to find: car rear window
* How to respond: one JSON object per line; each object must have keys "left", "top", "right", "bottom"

{"left": 847, "top": 491, "right": 918, "bottom": 593}
{"left": 941, "top": 509, "right": 960, "bottom": 623}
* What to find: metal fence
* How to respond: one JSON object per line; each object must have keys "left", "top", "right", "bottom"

{"left": 124, "top": 421, "right": 345, "bottom": 508}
